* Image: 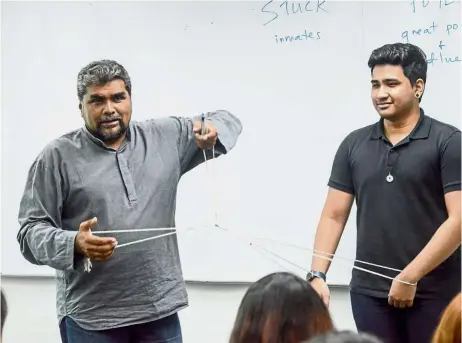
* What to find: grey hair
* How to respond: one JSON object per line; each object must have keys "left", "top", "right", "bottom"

{"left": 305, "top": 330, "right": 384, "bottom": 343}
{"left": 77, "top": 59, "right": 132, "bottom": 102}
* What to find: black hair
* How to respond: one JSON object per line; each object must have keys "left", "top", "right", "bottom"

{"left": 1, "top": 289, "right": 7, "bottom": 335}
{"left": 368, "top": 43, "right": 427, "bottom": 102}
{"left": 305, "top": 330, "right": 384, "bottom": 343}
{"left": 229, "top": 272, "right": 334, "bottom": 343}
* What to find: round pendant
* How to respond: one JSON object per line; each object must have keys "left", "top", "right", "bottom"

{"left": 386, "top": 174, "right": 394, "bottom": 183}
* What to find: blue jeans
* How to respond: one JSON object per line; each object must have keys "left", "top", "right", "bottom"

{"left": 59, "top": 313, "right": 183, "bottom": 343}
{"left": 350, "top": 291, "right": 450, "bottom": 343}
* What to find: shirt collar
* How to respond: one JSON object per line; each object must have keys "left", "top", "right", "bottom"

{"left": 370, "top": 108, "right": 431, "bottom": 140}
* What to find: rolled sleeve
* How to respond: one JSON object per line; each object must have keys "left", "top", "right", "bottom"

{"left": 207, "top": 110, "right": 243, "bottom": 153}
{"left": 157, "top": 110, "right": 242, "bottom": 175}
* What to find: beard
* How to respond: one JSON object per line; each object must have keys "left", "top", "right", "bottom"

{"left": 88, "top": 115, "right": 128, "bottom": 144}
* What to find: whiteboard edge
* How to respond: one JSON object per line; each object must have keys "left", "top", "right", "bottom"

{"left": 0, "top": 273, "right": 349, "bottom": 288}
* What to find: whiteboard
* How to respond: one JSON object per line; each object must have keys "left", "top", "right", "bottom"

{"left": 1, "top": 1, "right": 460, "bottom": 286}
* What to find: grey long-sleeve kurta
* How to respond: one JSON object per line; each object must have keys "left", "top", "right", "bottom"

{"left": 17, "top": 110, "right": 243, "bottom": 330}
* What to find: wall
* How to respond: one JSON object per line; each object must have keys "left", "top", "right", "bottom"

{"left": 0, "top": 277, "right": 356, "bottom": 343}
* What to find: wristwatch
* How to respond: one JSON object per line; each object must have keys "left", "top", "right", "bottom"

{"left": 306, "top": 270, "right": 327, "bottom": 282}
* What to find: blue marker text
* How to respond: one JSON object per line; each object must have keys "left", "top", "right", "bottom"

{"left": 261, "top": 0, "right": 328, "bottom": 26}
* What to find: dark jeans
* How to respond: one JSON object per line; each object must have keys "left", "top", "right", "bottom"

{"left": 350, "top": 291, "right": 449, "bottom": 343}
{"left": 59, "top": 313, "right": 182, "bottom": 343}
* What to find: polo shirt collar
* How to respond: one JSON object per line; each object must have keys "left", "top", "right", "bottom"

{"left": 371, "top": 108, "right": 431, "bottom": 140}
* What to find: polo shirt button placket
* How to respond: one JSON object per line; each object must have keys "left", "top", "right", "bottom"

{"left": 385, "top": 147, "right": 399, "bottom": 183}
{"left": 387, "top": 148, "right": 394, "bottom": 182}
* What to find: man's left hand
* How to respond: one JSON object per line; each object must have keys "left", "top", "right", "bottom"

{"left": 193, "top": 121, "right": 218, "bottom": 149}
{"left": 388, "top": 272, "right": 417, "bottom": 308}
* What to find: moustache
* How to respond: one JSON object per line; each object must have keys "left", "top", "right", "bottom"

{"left": 98, "top": 116, "right": 122, "bottom": 124}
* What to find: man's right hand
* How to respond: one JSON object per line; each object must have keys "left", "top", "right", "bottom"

{"left": 75, "top": 217, "right": 117, "bottom": 261}
{"left": 310, "top": 277, "right": 331, "bottom": 307}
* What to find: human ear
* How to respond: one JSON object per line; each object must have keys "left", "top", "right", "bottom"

{"left": 414, "top": 79, "right": 425, "bottom": 98}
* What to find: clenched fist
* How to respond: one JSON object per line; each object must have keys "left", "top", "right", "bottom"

{"left": 193, "top": 120, "right": 218, "bottom": 150}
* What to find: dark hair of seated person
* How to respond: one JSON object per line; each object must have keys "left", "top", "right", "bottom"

{"left": 305, "top": 330, "right": 384, "bottom": 343}
{"left": 229, "top": 272, "right": 334, "bottom": 343}
{"left": 1, "top": 289, "right": 7, "bottom": 336}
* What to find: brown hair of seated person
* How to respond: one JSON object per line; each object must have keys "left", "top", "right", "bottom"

{"left": 229, "top": 272, "right": 334, "bottom": 343}
{"left": 431, "top": 292, "right": 461, "bottom": 343}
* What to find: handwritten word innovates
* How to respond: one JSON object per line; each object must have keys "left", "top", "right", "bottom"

{"left": 275, "top": 29, "right": 321, "bottom": 43}
{"left": 410, "top": 0, "right": 455, "bottom": 13}
{"left": 261, "top": 0, "right": 328, "bottom": 26}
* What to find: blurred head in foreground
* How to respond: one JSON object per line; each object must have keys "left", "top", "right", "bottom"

{"left": 431, "top": 292, "right": 461, "bottom": 343}
{"left": 306, "top": 330, "right": 384, "bottom": 343}
{"left": 229, "top": 272, "right": 334, "bottom": 343}
{"left": 1, "top": 289, "right": 7, "bottom": 341}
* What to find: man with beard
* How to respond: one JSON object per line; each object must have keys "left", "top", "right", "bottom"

{"left": 17, "top": 59, "right": 243, "bottom": 343}
{"left": 308, "top": 43, "right": 461, "bottom": 343}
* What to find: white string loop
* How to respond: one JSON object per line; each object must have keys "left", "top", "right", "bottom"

{"left": 82, "top": 142, "right": 416, "bottom": 287}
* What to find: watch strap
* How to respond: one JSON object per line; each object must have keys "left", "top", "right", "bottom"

{"left": 307, "top": 270, "right": 327, "bottom": 282}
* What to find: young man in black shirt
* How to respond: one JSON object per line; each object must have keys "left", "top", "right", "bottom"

{"left": 308, "top": 43, "right": 461, "bottom": 343}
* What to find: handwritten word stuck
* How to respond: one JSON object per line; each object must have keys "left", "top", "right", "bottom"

{"left": 261, "top": 0, "right": 328, "bottom": 26}
{"left": 275, "top": 30, "right": 321, "bottom": 44}
{"left": 410, "top": 0, "right": 455, "bottom": 13}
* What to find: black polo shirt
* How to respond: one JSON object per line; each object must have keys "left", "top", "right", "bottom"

{"left": 328, "top": 109, "right": 461, "bottom": 300}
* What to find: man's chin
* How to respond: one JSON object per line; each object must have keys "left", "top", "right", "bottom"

{"left": 376, "top": 108, "right": 396, "bottom": 119}
{"left": 101, "top": 127, "right": 121, "bottom": 137}
{"left": 96, "top": 128, "right": 126, "bottom": 143}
